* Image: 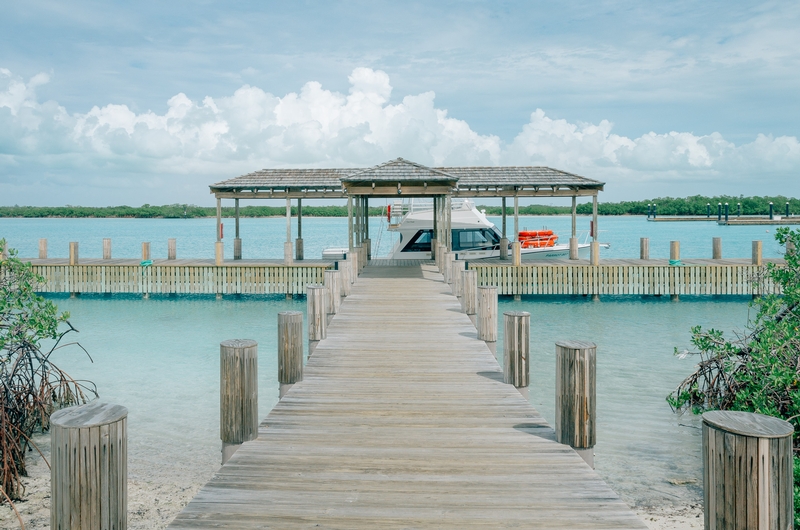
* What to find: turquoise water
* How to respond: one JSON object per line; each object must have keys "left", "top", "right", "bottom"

{"left": 40, "top": 293, "right": 307, "bottom": 486}
{"left": 37, "top": 291, "right": 753, "bottom": 509}
{"left": 0, "top": 214, "right": 790, "bottom": 260}
{"left": 497, "top": 295, "right": 753, "bottom": 507}
{"left": 1, "top": 216, "right": 775, "bottom": 509}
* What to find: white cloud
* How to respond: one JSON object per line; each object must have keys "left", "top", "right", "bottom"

{"left": 0, "top": 67, "right": 799, "bottom": 204}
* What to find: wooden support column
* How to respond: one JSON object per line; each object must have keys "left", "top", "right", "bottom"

{"left": 514, "top": 193, "right": 519, "bottom": 241}
{"left": 702, "top": 411, "right": 793, "bottom": 530}
{"left": 220, "top": 339, "right": 258, "bottom": 464}
{"left": 670, "top": 241, "right": 681, "bottom": 301}
{"left": 103, "top": 238, "right": 111, "bottom": 260}
{"left": 569, "top": 196, "right": 578, "bottom": 260}
{"left": 347, "top": 196, "right": 354, "bottom": 251}
{"left": 39, "top": 238, "right": 47, "bottom": 259}
{"left": 500, "top": 199, "right": 509, "bottom": 259}
{"left": 168, "top": 238, "right": 177, "bottom": 260}
{"left": 432, "top": 196, "right": 439, "bottom": 262}
{"left": 295, "top": 198, "right": 303, "bottom": 260}
{"left": 592, "top": 194, "right": 598, "bottom": 242}
{"left": 555, "top": 340, "right": 597, "bottom": 468}
{"left": 51, "top": 402, "right": 128, "bottom": 530}
{"left": 503, "top": 311, "right": 530, "bottom": 398}
{"left": 512, "top": 241, "right": 521, "bottom": 266}
{"left": 712, "top": 237, "right": 722, "bottom": 260}
{"left": 141, "top": 242, "right": 151, "bottom": 261}
{"left": 284, "top": 198, "right": 293, "bottom": 265}
{"left": 215, "top": 197, "right": 224, "bottom": 266}
{"left": 278, "top": 311, "right": 303, "bottom": 399}
{"left": 501, "top": 197, "right": 507, "bottom": 238}
{"left": 234, "top": 198, "right": 242, "bottom": 260}
{"left": 307, "top": 284, "right": 327, "bottom": 355}
{"left": 640, "top": 238, "right": 649, "bottom": 260}
{"left": 462, "top": 269, "right": 478, "bottom": 315}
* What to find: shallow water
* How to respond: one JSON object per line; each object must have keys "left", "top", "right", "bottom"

{"left": 38, "top": 291, "right": 753, "bottom": 509}
{"left": 0, "top": 213, "right": 790, "bottom": 260}
{"left": 2, "top": 215, "right": 774, "bottom": 509}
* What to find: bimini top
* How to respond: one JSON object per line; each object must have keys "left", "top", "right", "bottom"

{"left": 209, "top": 158, "right": 604, "bottom": 198}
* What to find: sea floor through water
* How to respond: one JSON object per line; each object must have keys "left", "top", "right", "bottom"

{"left": 33, "top": 291, "right": 753, "bottom": 513}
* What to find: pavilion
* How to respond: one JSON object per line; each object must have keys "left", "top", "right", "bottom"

{"left": 208, "top": 158, "right": 604, "bottom": 263}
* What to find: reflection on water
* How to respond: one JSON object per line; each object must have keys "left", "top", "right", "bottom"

{"left": 42, "top": 292, "right": 751, "bottom": 509}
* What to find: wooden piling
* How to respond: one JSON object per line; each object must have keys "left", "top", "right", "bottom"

{"left": 278, "top": 312, "right": 303, "bottom": 399}
{"left": 512, "top": 241, "right": 521, "bottom": 266}
{"left": 38, "top": 238, "right": 47, "bottom": 259}
{"left": 0, "top": 240, "right": 6, "bottom": 260}
{"left": 451, "top": 260, "right": 465, "bottom": 297}
{"left": 233, "top": 238, "right": 241, "bottom": 260}
{"left": 477, "top": 286, "right": 498, "bottom": 343}
{"left": 324, "top": 269, "right": 341, "bottom": 316}
{"left": 569, "top": 237, "right": 578, "bottom": 260}
{"left": 443, "top": 252, "right": 453, "bottom": 284}
{"left": 499, "top": 237, "right": 509, "bottom": 260}
{"left": 69, "top": 242, "right": 79, "bottom": 265}
{"left": 284, "top": 241, "right": 293, "bottom": 265}
{"left": 670, "top": 241, "right": 680, "bottom": 261}
{"left": 220, "top": 339, "right": 258, "bottom": 465}
{"left": 215, "top": 241, "right": 224, "bottom": 266}
{"left": 338, "top": 261, "right": 351, "bottom": 296}
{"left": 639, "top": 238, "right": 649, "bottom": 260}
{"left": 462, "top": 269, "right": 478, "bottom": 315}
{"left": 168, "top": 238, "right": 177, "bottom": 260}
{"left": 753, "top": 240, "right": 763, "bottom": 266}
{"left": 307, "top": 284, "right": 327, "bottom": 354}
{"left": 712, "top": 237, "right": 722, "bottom": 260}
{"left": 103, "top": 238, "right": 111, "bottom": 260}
{"left": 702, "top": 411, "right": 793, "bottom": 530}
{"left": 142, "top": 242, "right": 151, "bottom": 261}
{"left": 350, "top": 248, "right": 359, "bottom": 280}
{"left": 51, "top": 402, "right": 128, "bottom": 530}
{"left": 295, "top": 237, "right": 303, "bottom": 261}
{"left": 590, "top": 241, "right": 599, "bottom": 266}
{"left": 430, "top": 237, "right": 437, "bottom": 263}
{"left": 503, "top": 311, "right": 530, "bottom": 396}
{"left": 555, "top": 340, "right": 597, "bottom": 468}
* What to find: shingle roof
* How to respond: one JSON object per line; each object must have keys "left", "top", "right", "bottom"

{"left": 439, "top": 166, "right": 603, "bottom": 189}
{"left": 209, "top": 158, "right": 603, "bottom": 193}
{"left": 341, "top": 158, "right": 457, "bottom": 183}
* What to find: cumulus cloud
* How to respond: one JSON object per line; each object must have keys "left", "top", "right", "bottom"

{"left": 1, "top": 67, "right": 799, "bottom": 204}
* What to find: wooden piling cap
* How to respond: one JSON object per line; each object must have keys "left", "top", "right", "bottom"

{"left": 478, "top": 285, "right": 496, "bottom": 291}
{"left": 556, "top": 340, "right": 597, "bottom": 350}
{"left": 503, "top": 311, "right": 530, "bottom": 317}
{"left": 279, "top": 311, "right": 303, "bottom": 317}
{"left": 51, "top": 401, "right": 128, "bottom": 428}
{"left": 702, "top": 410, "right": 793, "bottom": 438}
{"left": 220, "top": 339, "right": 257, "bottom": 349}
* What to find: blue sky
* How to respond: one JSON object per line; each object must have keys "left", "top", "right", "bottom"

{"left": 1, "top": 1, "right": 799, "bottom": 205}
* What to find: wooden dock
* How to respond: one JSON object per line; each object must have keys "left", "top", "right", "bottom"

{"left": 169, "top": 264, "right": 645, "bottom": 529}
{"left": 469, "top": 258, "right": 784, "bottom": 296}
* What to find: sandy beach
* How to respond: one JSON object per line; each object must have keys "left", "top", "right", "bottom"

{"left": 1, "top": 433, "right": 703, "bottom": 530}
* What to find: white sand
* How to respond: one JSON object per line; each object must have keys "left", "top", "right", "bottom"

{"left": 1, "top": 435, "right": 704, "bottom": 530}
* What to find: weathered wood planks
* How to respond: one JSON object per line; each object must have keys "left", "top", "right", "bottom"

{"left": 169, "top": 264, "right": 646, "bottom": 529}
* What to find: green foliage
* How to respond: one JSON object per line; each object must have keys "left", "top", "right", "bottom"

{"left": 0, "top": 240, "right": 95, "bottom": 501}
{"left": 669, "top": 228, "right": 799, "bottom": 521}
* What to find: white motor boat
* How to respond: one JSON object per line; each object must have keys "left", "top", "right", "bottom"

{"left": 381, "top": 198, "right": 605, "bottom": 261}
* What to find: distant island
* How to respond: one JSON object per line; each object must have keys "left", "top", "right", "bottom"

{"left": 1, "top": 195, "right": 797, "bottom": 218}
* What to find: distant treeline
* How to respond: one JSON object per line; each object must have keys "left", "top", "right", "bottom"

{"left": 1, "top": 195, "right": 798, "bottom": 218}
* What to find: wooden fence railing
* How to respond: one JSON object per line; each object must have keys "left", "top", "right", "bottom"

{"left": 29, "top": 264, "right": 330, "bottom": 295}
{"left": 470, "top": 263, "right": 780, "bottom": 296}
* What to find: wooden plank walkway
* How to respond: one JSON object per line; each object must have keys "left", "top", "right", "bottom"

{"left": 169, "top": 264, "right": 646, "bottom": 529}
